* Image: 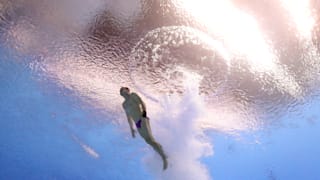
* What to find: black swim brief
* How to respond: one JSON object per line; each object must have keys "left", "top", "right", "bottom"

{"left": 135, "top": 119, "right": 142, "bottom": 129}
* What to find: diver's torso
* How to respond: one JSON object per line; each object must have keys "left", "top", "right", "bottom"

{"left": 123, "top": 95, "right": 142, "bottom": 122}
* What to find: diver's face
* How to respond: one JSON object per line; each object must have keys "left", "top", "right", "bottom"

{"left": 120, "top": 88, "right": 130, "bottom": 97}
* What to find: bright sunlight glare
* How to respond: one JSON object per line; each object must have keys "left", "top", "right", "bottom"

{"left": 178, "top": 0, "right": 276, "bottom": 73}
{"left": 279, "top": 0, "right": 315, "bottom": 39}
{"left": 178, "top": 0, "right": 302, "bottom": 97}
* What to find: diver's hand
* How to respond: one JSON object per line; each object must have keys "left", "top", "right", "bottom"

{"left": 142, "top": 110, "right": 147, "bottom": 118}
{"left": 131, "top": 128, "right": 136, "bottom": 138}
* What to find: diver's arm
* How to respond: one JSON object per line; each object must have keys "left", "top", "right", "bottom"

{"left": 139, "top": 98, "right": 147, "bottom": 117}
{"left": 123, "top": 104, "right": 135, "bottom": 138}
{"left": 140, "top": 98, "right": 146, "bottom": 112}
{"left": 127, "top": 114, "right": 136, "bottom": 138}
{"left": 132, "top": 93, "right": 147, "bottom": 117}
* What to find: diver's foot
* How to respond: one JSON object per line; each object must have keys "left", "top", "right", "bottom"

{"left": 162, "top": 157, "right": 168, "bottom": 171}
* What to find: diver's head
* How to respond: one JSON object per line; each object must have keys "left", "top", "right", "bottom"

{"left": 120, "top": 87, "right": 130, "bottom": 97}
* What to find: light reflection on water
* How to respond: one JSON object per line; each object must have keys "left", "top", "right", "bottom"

{"left": 1, "top": 0, "right": 320, "bottom": 177}
{"left": 0, "top": 0, "right": 320, "bottom": 179}
{"left": 1, "top": 0, "right": 320, "bottom": 131}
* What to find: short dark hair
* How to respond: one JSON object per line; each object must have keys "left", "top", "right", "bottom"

{"left": 120, "top": 87, "right": 130, "bottom": 95}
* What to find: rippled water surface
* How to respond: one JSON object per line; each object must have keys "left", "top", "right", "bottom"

{"left": 1, "top": 0, "right": 320, "bottom": 179}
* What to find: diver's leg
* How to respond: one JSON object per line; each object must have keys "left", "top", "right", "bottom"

{"left": 138, "top": 118, "right": 168, "bottom": 170}
{"left": 142, "top": 118, "right": 166, "bottom": 157}
{"left": 145, "top": 137, "right": 168, "bottom": 170}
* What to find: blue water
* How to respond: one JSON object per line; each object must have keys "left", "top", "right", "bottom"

{"left": 1, "top": 47, "right": 320, "bottom": 180}
{"left": 208, "top": 112, "right": 320, "bottom": 180}
{"left": 207, "top": 92, "right": 320, "bottom": 179}
{"left": 0, "top": 54, "right": 151, "bottom": 179}
{"left": 1, "top": 0, "right": 320, "bottom": 179}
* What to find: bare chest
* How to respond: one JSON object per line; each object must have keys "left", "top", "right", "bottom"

{"left": 123, "top": 99, "right": 140, "bottom": 112}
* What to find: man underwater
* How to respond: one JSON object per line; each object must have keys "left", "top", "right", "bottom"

{"left": 120, "top": 87, "right": 168, "bottom": 170}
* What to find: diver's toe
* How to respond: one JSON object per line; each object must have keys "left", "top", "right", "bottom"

{"left": 163, "top": 158, "right": 168, "bottom": 170}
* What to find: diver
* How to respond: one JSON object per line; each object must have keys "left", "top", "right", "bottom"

{"left": 120, "top": 87, "right": 168, "bottom": 170}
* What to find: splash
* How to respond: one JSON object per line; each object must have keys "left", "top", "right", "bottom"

{"left": 141, "top": 71, "right": 213, "bottom": 179}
